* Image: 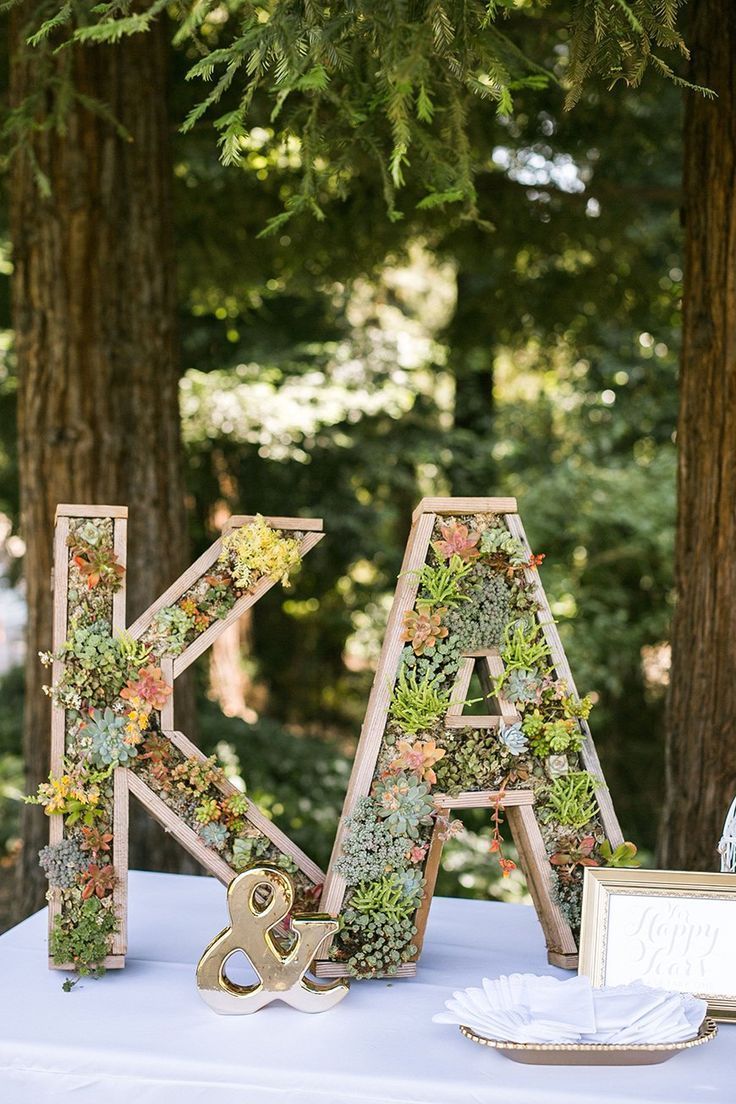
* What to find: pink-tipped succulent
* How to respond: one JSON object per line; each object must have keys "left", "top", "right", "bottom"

{"left": 120, "top": 665, "right": 172, "bottom": 712}
{"left": 432, "top": 522, "right": 480, "bottom": 562}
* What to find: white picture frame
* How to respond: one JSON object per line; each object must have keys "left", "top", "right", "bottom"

{"left": 578, "top": 868, "right": 736, "bottom": 1021}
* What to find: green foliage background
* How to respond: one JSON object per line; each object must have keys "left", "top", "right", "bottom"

{"left": 0, "top": 5, "right": 683, "bottom": 900}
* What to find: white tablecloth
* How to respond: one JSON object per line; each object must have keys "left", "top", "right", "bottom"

{"left": 0, "top": 870, "right": 732, "bottom": 1104}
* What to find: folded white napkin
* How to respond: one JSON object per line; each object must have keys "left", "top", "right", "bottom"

{"left": 433, "top": 973, "right": 707, "bottom": 1046}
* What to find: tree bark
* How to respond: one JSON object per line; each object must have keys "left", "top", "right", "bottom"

{"left": 10, "top": 8, "right": 194, "bottom": 918}
{"left": 659, "top": 1, "right": 736, "bottom": 868}
{"left": 448, "top": 270, "right": 496, "bottom": 494}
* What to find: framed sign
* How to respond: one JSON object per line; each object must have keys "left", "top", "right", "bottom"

{"left": 579, "top": 868, "right": 736, "bottom": 1021}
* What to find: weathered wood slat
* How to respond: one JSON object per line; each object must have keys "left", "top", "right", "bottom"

{"left": 55, "top": 504, "right": 129, "bottom": 520}
{"left": 506, "top": 803, "right": 578, "bottom": 960}
{"left": 412, "top": 496, "right": 518, "bottom": 521}
{"left": 433, "top": 789, "right": 536, "bottom": 810}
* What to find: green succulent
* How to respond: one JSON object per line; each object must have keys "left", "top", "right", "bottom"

{"left": 334, "top": 909, "right": 418, "bottom": 978}
{"left": 84, "top": 707, "right": 137, "bottom": 767}
{"left": 230, "top": 833, "right": 297, "bottom": 874}
{"left": 75, "top": 520, "right": 103, "bottom": 547}
{"left": 38, "top": 837, "right": 88, "bottom": 888}
{"left": 479, "top": 527, "right": 527, "bottom": 564}
{"left": 195, "top": 797, "right": 221, "bottom": 824}
{"left": 57, "top": 622, "right": 130, "bottom": 707}
{"left": 400, "top": 639, "right": 462, "bottom": 684}
{"left": 389, "top": 667, "right": 452, "bottom": 735}
{"left": 599, "top": 839, "right": 640, "bottom": 867}
{"left": 147, "top": 605, "right": 195, "bottom": 657}
{"left": 503, "top": 667, "right": 541, "bottom": 703}
{"left": 335, "top": 796, "right": 414, "bottom": 884}
{"left": 444, "top": 564, "right": 512, "bottom": 651}
{"left": 523, "top": 712, "right": 584, "bottom": 757}
{"left": 433, "top": 729, "right": 506, "bottom": 794}
{"left": 116, "top": 631, "right": 152, "bottom": 670}
{"left": 49, "top": 896, "right": 117, "bottom": 977}
{"left": 499, "top": 620, "right": 551, "bottom": 677}
{"left": 372, "top": 773, "right": 434, "bottom": 838}
{"left": 410, "top": 554, "right": 474, "bottom": 609}
{"left": 198, "top": 822, "right": 229, "bottom": 850}
{"left": 543, "top": 771, "right": 600, "bottom": 830}
{"left": 350, "top": 873, "right": 420, "bottom": 921}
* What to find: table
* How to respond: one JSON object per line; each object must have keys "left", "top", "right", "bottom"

{"left": 0, "top": 870, "right": 732, "bottom": 1103}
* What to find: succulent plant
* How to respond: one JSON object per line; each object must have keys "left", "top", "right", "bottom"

{"left": 170, "top": 754, "right": 226, "bottom": 795}
{"left": 49, "top": 896, "right": 117, "bottom": 975}
{"left": 55, "top": 622, "right": 130, "bottom": 708}
{"left": 433, "top": 729, "right": 505, "bottom": 795}
{"left": 120, "top": 665, "right": 172, "bottom": 712}
{"left": 389, "top": 667, "right": 452, "bottom": 735}
{"left": 500, "top": 620, "right": 551, "bottom": 676}
{"left": 350, "top": 874, "right": 419, "bottom": 921}
{"left": 412, "top": 555, "right": 473, "bottom": 608}
{"left": 599, "top": 839, "right": 640, "bottom": 868}
{"left": 147, "top": 605, "right": 195, "bottom": 657}
{"left": 394, "top": 866, "right": 425, "bottom": 904}
{"left": 549, "top": 834, "right": 599, "bottom": 876}
{"left": 231, "top": 834, "right": 271, "bottom": 871}
{"left": 543, "top": 771, "right": 599, "bottom": 830}
{"left": 523, "top": 712, "right": 583, "bottom": 758}
{"left": 220, "top": 515, "right": 301, "bottom": 590}
{"left": 198, "top": 822, "right": 229, "bottom": 850}
{"left": 479, "top": 526, "right": 527, "bottom": 566}
{"left": 195, "top": 797, "right": 221, "bottom": 824}
{"left": 84, "top": 707, "right": 138, "bottom": 767}
{"left": 38, "top": 838, "right": 88, "bottom": 888}
{"left": 503, "top": 667, "right": 540, "bottom": 703}
{"left": 546, "top": 754, "right": 570, "bottom": 778}
{"left": 498, "top": 720, "right": 529, "bottom": 756}
{"left": 385, "top": 738, "right": 446, "bottom": 784}
{"left": 432, "top": 522, "right": 480, "bottom": 562}
{"left": 401, "top": 607, "right": 449, "bottom": 655}
{"left": 80, "top": 862, "right": 116, "bottom": 900}
{"left": 335, "top": 909, "right": 417, "bottom": 978}
{"left": 75, "top": 521, "right": 102, "bottom": 547}
{"left": 79, "top": 825, "right": 113, "bottom": 858}
{"left": 372, "top": 773, "right": 434, "bottom": 838}
{"left": 71, "top": 545, "right": 126, "bottom": 591}
{"left": 444, "top": 566, "right": 512, "bottom": 651}
{"left": 138, "top": 733, "right": 175, "bottom": 788}
{"left": 221, "top": 791, "right": 249, "bottom": 818}
{"left": 335, "top": 797, "right": 415, "bottom": 885}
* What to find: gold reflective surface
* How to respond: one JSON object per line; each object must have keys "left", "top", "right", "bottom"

{"left": 197, "top": 864, "right": 350, "bottom": 1014}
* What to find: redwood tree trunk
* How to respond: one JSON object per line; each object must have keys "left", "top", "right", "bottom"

{"left": 10, "top": 9, "right": 195, "bottom": 918}
{"left": 448, "top": 270, "right": 496, "bottom": 493}
{"left": 660, "top": 1, "right": 736, "bottom": 868}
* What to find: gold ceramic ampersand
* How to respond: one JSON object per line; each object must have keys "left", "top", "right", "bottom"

{"left": 196, "top": 864, "right": 349, "bottom": 1014}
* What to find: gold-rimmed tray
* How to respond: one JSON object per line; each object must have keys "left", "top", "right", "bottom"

{"left": 459, "top": 1017, "right": 718, "bottom": 1065}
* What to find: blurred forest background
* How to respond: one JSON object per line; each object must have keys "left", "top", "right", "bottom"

{"left": 0, "top": 2, "right": 730, "bottom": 927}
